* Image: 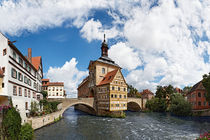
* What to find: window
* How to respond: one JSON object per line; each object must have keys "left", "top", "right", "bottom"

{"left": 124, "top": 88, "right": 126, "bottom": 92}
{"left": 28, "top": 67, "right": 31, "bottom": 73}
{"left": 24, "top": 62, "right": 28, "bottom": 70}
{"left": 198, "top": 101, "right": 201, "bottom": 106}
{"left": 3, "top": 48, "right": 7, "bottom": 56}
{"left": 28, "top": 79, "right": 31, "bottom": 86}
{"left": 37, "top": 95, "right": 40, "bottom": 100}
{"left": 24, "top": 89, "right": 27, "bottom": 97}
{"left": 53, "top": 87, "right": 55, "bottom": 91}
{"left": 115, "top": 94, "right": 117, "bottom": 98}
{"left": 25, "top": 102, "right": 28, "bottom": 110}
{"left": 18, "top": 72, "right": 23, "bottom": 81}
{"left": 112, "top": 87, "right": 114, "bottom": 90}
{"left": 57, "top": 93, "right": 58, "bottom": 96}
{"left": 102, "top": 68, "right": 105, "bottom": 74}
{"left": 19, "top": 87, "right": 22, "bottom": 96}
{"left": 13, "top": 51, "right": 16, "bottom": 60}
{"left": 118, "top": 87, "right": 120, "bottom": 91}
{"left": 111, "top": 104, "right": 113, "bottom": 107}
{"left": 28, "top": 90, "right": 30, "bottom": 98}
{"left": 33, "top": 92, "right": 36, "bottom": 98}
{"left": 60, "top": 89, "right": 62, "bottom": 91}
{"left": 34, "top": 82, "right": 36, "bottom": 89}
{"left": 119, "top": 95, "right": 122, "bottom": 98}
{"left": 19, "top": 57, "right": 23, "bottom": 66}
{"left": 198, "top": 92, "right": 201, "bottom": 97}
{"left": 11, "top": 68, "right": 17, "bottom": 78}
{"left": 2, "top": 83, "right": 4, "bottom": 88}
{"left": 24, "top": 76, "right": 27, "bottom": 84}
{"left": 116, "top": 104, "right": 119, "bottom": 107}
{"left": 111, "top": 94, "right": 113, "bottom": 98}
{"left": 13, "top": 85, "right": 17, "bottom": 95}
{"left": 124, "top": 95, "right": 126, "bottom": 99}
{"left": 204, "top": 101, "right": 206, "bottom": 106}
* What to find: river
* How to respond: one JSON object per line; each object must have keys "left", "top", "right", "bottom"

{"left": 35, "top": 107, "right": 210, "bottom": 140}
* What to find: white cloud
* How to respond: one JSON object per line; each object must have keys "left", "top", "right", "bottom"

{"left": 80, "top": 18, "right": 119, "bottom": 42}
{"left": 46, "top": 58, "right": 88, "bottom": 98}
{"left": 109, "top": 42, "right": 142, "bottom": 70}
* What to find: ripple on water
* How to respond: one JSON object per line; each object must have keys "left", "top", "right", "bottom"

{"left": 35, "top": 109, "right": 210, "bottom": 140}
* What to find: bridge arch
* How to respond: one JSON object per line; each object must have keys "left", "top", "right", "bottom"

{"left": 59, "top": 98, "right": 96, "bottom": 115}
{"left": 127, "top": 98, "right": 142, "bottom": 111}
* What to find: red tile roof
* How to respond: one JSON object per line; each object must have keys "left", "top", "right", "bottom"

{"left": 141, "top": 89, "right": 154, "bottom": 95}
{"left": 48, "top": 82, "right": 64, "bottom": 86}
{"left": 42, "top": 79, "right": 49, "bottom": 82}
{"left": 98, "top": 69, "right": 118, "bottom": 86}
{"left": 32, "top": 56, "right": 41, "bottom": 71}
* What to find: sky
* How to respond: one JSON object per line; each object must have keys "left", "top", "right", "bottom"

{"left": 1, "top": 0, "right": 210, "bottom": 98}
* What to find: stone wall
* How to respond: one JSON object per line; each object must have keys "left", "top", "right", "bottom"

{"left": 27, "top": 110, "right": 63, "bottom": 130}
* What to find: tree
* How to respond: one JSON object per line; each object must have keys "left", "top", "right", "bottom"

{"left": 146, "top": 97, "right": 167, "bottom": 112}
{"left": 30, "top": 101, "right": 39, "bottom": 116}
{"left": 2, "top": 107, "right": 21, "bottom": 140}
{"left": 41, "top": 90, "right": 48, "bottom": 99}
{"left": 169, "top": 93, "right": 192, "bottom": 116}
{"left": 202, "top": 73, "right": 210, "bottom": 102}
{"left": 127, "top": 85, "right": 138, "bottom": 97}
{"left": 19, "top": 123, "right": 34, "bottom": 140}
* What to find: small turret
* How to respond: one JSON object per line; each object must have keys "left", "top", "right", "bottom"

{"left": 101, "top": 34, "right": 108, "bottom": 57}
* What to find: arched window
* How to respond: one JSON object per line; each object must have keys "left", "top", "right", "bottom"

{"left": 198, "top": 92, "right": 201, "bottom": 97}
{"left": 102, "top": 68, "right": 105, "bottom": 74}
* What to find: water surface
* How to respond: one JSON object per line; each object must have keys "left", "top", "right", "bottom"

{"left": 35, "top": 107, "right": 210, "bottom": 140}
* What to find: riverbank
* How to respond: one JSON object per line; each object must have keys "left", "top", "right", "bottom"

{"left": 35, "top": 107, "right": 210, "bottom": 140}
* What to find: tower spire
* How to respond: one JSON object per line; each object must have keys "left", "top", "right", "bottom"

{"left": 101, "top": 34, "right": 108, "bottom": 57}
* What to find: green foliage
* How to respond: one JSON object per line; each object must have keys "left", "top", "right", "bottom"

{"left": 183, "top": 86, "right": 192, "bottom": 94}
{"left": 169, "top": 94, "right": 192, "bottom": 116}
{"left": 146, "top": 97, "right": 167, "bottom": 112}
{"left": 19, "top": 123, "right": 34, "bottom": 140}
{"left": 127, "top": 85, "right": 138, "bottom": 97}
{"left": 39, "top": 99, "right": 60, "bottom": 114}
{"left": 30, "top": 101, "right": 39, "bottom": 117}
{"left": 155, "top": 85, "right": 174, "bottom": 99}
{"left": 2, "top": 107, "right": 21, "bottom": 140}
{"left": 41, "top": 90, "right": 48, "bottom": 99}
{"left": 202, "top": 73, "right": 210, "bottom": 102}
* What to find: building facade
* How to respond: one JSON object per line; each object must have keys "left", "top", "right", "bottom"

{"left": 187, "top": 81, "right": 210, "bottom": 110}
{"left": 42, "top": 79, "right": 65, "bottom": 99}
{"left": 78, "top": 36, "right": 128, "bottom": 116}
{"left": 0, "top": 33, "right": 43, "bottom": 123}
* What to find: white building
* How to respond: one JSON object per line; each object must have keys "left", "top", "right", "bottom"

{"left": 42, "top": 79, "right": 65, "bottom": 99}
{"left": 0, "top": 33, "right": 43, "bottom": 123}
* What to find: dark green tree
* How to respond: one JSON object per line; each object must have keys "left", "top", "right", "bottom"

{"left": 127, "top": 85, "right": 138, "bottom": 97}
{"left": 19, "top": 123, "right": 34, "bottom": 140}
{"left": 41, "top": 90, "right": 48, "bottom": 99}
{"left": 2, "top": 107, "right": 21, "bottom": 140}
{"left": 169, "top": 93, "right": 192, "bottom": 116}
{"left": 146, "top": 97, "right": 167, "bottom": 112}
{"left": 202, "top": 73, "right": 210, "bottom": 102}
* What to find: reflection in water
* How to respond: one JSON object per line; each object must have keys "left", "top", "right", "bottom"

{"left": 35, "top": 107, "right": 210, "bottom": 140}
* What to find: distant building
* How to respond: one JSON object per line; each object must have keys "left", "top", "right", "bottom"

{"left": 78, "top": 35, "right": 127, "bottom": 116}
{"left": 0, "top": 33, "right": 43, "bottom": 122}
{"left": 141, "top": 89, "right": 154, "bottom": 100}
{"left": 174, "top": 87, "right": 183, "bottom": 94}
{"left": 41, "top": 79, "right": 65, "bottom": 99}
{"left": 186, "top": 81, "right": 210, "bottom": 110}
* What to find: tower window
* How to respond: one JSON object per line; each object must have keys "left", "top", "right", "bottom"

{"left": 102, "top": 68, "right": 105, "bottom": 74}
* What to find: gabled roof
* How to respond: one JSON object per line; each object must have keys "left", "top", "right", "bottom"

{"left": 32, "top": 56, "right": 41, "bottom": 71}
{"left": 78, "top": 76, "right": 89, "bottom": 89}
{"left": 42, "top": 79, "right": 49, "bottom": 82}
{"left": 98, "top": 69, "right": 118, "bottom": 86}
{"left": 141, "top": 89, "right": 154, "bottom": 95}
{"left": 189, "top": 81, "right": 205, "bottom": 93}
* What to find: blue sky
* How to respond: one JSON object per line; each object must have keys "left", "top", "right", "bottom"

{"left": 1, "top": 0, "right": 210, "bottom": 97}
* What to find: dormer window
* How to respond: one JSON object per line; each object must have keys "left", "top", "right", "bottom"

{"left": 102, "top": 68, "right": 105, "bottom": 74}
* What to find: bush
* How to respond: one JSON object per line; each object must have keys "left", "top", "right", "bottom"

{"left": 39, "top": 99, "right": 60, "bottom": 114}
{"left": 2, "top": 107, "right": 21, "bottom": 140}
{"left": 19, "top": 123, "right": 34, "bottom": 140}
{"left": 169, "top": 94, "right": 192, "bottom": 116}
{"left": 30, "top": 101, "right": 39, "bottom": 117}
{"left": 146, "top": 97, "right": 167, "bottom": 112}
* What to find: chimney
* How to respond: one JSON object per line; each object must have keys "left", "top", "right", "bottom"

{"left": 28, "top": 48, "right": 32, "bottom": 62}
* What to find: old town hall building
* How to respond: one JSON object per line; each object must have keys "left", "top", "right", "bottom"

{"left": 78, "top": 35, "right": 128, "bottom": 116}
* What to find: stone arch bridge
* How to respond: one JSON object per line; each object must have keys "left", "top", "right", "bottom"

{"left": 49, "top": 97, "right": 146, "bottom": 115}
